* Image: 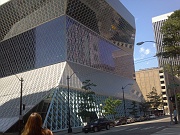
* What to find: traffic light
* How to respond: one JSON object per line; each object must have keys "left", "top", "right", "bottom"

{"left": 169, "top": 96, "right": 175, "bottom": 103}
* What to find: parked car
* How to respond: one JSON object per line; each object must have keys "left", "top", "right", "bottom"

{"left": 143, "top": 115, "right": 150, "bottom": 120}
{"left": 149, "top": 114, "right": 156, "bottom": 119}
{"left": 109, "top": 119, "right": 115, "bottom": 127}
{"left": 134, "top": 116, "right": 144, "bottom": 122}
{"left": 127, "top": 117, "right": 135, "bottom": 123}
{"left": 114, "top": 117, "right": 127, "bottom": 125}
{"left": 82, "top": 118, "right": 111, "bottom": 133}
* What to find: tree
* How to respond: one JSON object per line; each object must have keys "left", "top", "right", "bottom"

{"left": 146, "top": 87, "right": 162, "bottom": 110}
{"left": 176, "top": 93, "right": 180, "bottom": 115}
{"left": 157, "top": 10, "right": 180, "bottom": 58}
{"left": 103, "top": 97, "right": 122, "bottom": 119}
{"left": 157, "top": 10, "right": 180, "bottom": 77}
{"left": 128, "top": 101, "right": 138, "bottom": 117}
{"left": 163, "top": 64, "right": 180, "bottom": 77}
{"left": 139, "top": 101, "right": 151, "bottom": 116}
{"left": 78, "top": 80, "right": 96, "bottom": 122}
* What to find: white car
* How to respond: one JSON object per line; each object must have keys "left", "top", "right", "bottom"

{"left": 149, "top": 114, "right": 156, "bottom": 119}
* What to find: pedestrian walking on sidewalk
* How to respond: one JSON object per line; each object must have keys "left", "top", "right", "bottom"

{"left": 21, "top": 112, "right": 53, "bottom": 135}
{"left": 173, "top": 107, "right": 178, "bottom": 124}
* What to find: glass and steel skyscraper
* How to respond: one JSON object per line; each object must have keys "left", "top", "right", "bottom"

{"left": 0, "top": 0, "right": 142, "bottom": 133}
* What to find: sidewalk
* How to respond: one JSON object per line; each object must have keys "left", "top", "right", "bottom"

{"left": 151, "top": 123, "right": 180, "bottom": 135}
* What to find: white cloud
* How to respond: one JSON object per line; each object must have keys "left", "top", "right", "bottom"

{"left": 153, "top": 43, "right": 156, "bottom": 47}
{"left": 139, "top": 47, "right": 145, "bottom": 53}
{"left": 139, "top": 47, "right": 150, "bottom": 55}
{"left": 145, "top": 49, "right": 150, "bottom": 55}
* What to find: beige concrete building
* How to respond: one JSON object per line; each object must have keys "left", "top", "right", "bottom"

{"left": 136, "top": 67, "right": 180, "bottom": 115}
{"left": 136, "top": 67, "right": 169, "bottom": 114}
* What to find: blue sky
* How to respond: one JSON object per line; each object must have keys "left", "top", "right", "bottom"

{"left": 120, "top": 0, "right": 180, "bottom": 71}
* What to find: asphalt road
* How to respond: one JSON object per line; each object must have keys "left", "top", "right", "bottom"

{"left": 77, "top": 116, "right": 171, "bottom": 135}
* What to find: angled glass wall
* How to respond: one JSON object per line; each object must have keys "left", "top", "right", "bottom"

{"left": 66, "top": 0, "right": 135, "bottom": 45}
{"left": 0, "top": 16, "right": 66, "bottom": 78}
{"left": 66, "top": 16, "right": 119, "bottom": 73}
{"left": 0, "top": 0, "right": 66, "bottom": 42}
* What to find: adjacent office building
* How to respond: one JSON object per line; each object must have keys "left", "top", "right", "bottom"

{"left": 0, "top": 0, "right": 143, "bottom": 133}
{"left": 151, "top": 11, "right": 180, "bottom": 114}
{"left": 136, "top": 66, "right": 180, "bottom": 115}
{"left": 136, "top": 68, "right": 169, "bottom": 115}
{"left": 152, "top": 12, "right": 180, "bottom": 68}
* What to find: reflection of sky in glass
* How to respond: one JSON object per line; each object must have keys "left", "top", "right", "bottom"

{"left": 66, "top": 16, "right": 121, "bottom": 69}
{"left": 35, "top": 16, "right": 66, "bottom": 67}
{"left": 98, "top": 40, "right": 119, "bottom": 67}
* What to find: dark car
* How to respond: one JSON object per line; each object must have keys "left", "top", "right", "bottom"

{"left": 134, "top": 116, "right": 144, "bottom": 122}
{"left": 82, "top": 118, "right": 111, "bottom": 133}
{"left": 127, "top": 117, "right": 135, "bottom": 123}
{"left": 109, "top": 119, "right": 115, "bottom": 127}
{"left": 114, "top": 117, "right": 127, "bottom": 125}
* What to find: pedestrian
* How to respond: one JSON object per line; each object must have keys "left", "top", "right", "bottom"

{"left": 21, "top": 112, "right": 53, "bottom": 135}
{"left": 173, "top": 107, "right": 178, "bottom": 124}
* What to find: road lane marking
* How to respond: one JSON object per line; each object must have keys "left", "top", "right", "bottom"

{"left": 140, "top": 126, "right": 154, "bottom": 130}
{"left": 126, "top": 127, "right": 139, "bottom": 131}
{"left": 111, "top": 127, "right": 128, "bottom": 132}
{"left": 156, "top": 126, "right": 165, "bottom": 129}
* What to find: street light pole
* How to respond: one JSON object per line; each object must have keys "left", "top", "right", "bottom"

{"left": 15, "top": 75, "right": 23, "bottom": 135}
{"left": 19, "top": 77, "right": 23, "bottom": 134}
{"left": 170, "top": 61, "right": 179, "bottom": 122}
{"left": 122, "top": 87, "right": 126, "bottom": 117}
{"left": 67, "top": 72, "right": 76, "bottom": 133}
{"left": 100, "top": 104, "right": 102, "bottom": 116}
{"left": 136, "top": 41, "right": 157, "bottom": 46}
{"left": 122, "top": 84, "right": 133, "bottom": 118}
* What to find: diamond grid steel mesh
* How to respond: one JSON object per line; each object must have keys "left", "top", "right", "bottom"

{"left": 0, "top": 0, "right": 140, "bottom": 133}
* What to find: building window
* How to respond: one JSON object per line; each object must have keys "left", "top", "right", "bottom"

{"left": 160, "top": 75, "right": 164, "bottom": 79}
{"left": 159, "top": 70, "right": 163, "bottom": 73}
{"left": 162, "top": 92, "right": 166, "bottom": 95}
{"left": 160, "top": 81, "right": 165, "bottom": 84}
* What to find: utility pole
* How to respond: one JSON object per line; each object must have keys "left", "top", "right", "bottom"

{"left": 122, "top": 84, "right": 133, "bottom": 118}
{"left": 170, "top": 61, "right": 179, "bottom": 122}
{"left": 67, "top": 72, "right": 76, "bottom": 133}
{"left": 122, "top": 87, "right": 126, "bottom": 117}
{"left": 15, "top": 75, "right": 23, "bottom": 135}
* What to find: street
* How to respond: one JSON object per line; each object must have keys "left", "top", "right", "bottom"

{"left": 76, "top": 116, "right": 171, "bottom": 135}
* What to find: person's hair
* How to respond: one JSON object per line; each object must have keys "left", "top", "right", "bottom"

{"left": 21, "top": 112, "right": 45, "bottom": 135}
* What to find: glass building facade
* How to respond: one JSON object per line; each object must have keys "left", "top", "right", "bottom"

{"left": 0, "top": 0, "right": 142, "bottom": 133}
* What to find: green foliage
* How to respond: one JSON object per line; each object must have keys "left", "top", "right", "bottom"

{"left": 158, "top": 10, "right": 180, "bottom": 58}
{"left": 139, "top": 101, "right": 151, "bottom": 115}
{"left": 157, "top": 10, "right": 180, "bottom": 77}
{"left": 163, "top": 64, "right": 180, "bottom": 77}
{"left": 81, "top": 80, "right": 97, "bottom": 90}
{"left": 128, "top": 101, "right": 138, "bottom": 116}
{"left": 176, "top": 93, "right": 180, "bottom": 113}
{"left": 146, "top": 87, "right": 162, "bottom": 110}
{"left": 103, "top": 97, "right": 122, "bottom": 119}
{"left": 78, "top": 80, "right": 96, "bottom": 122}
